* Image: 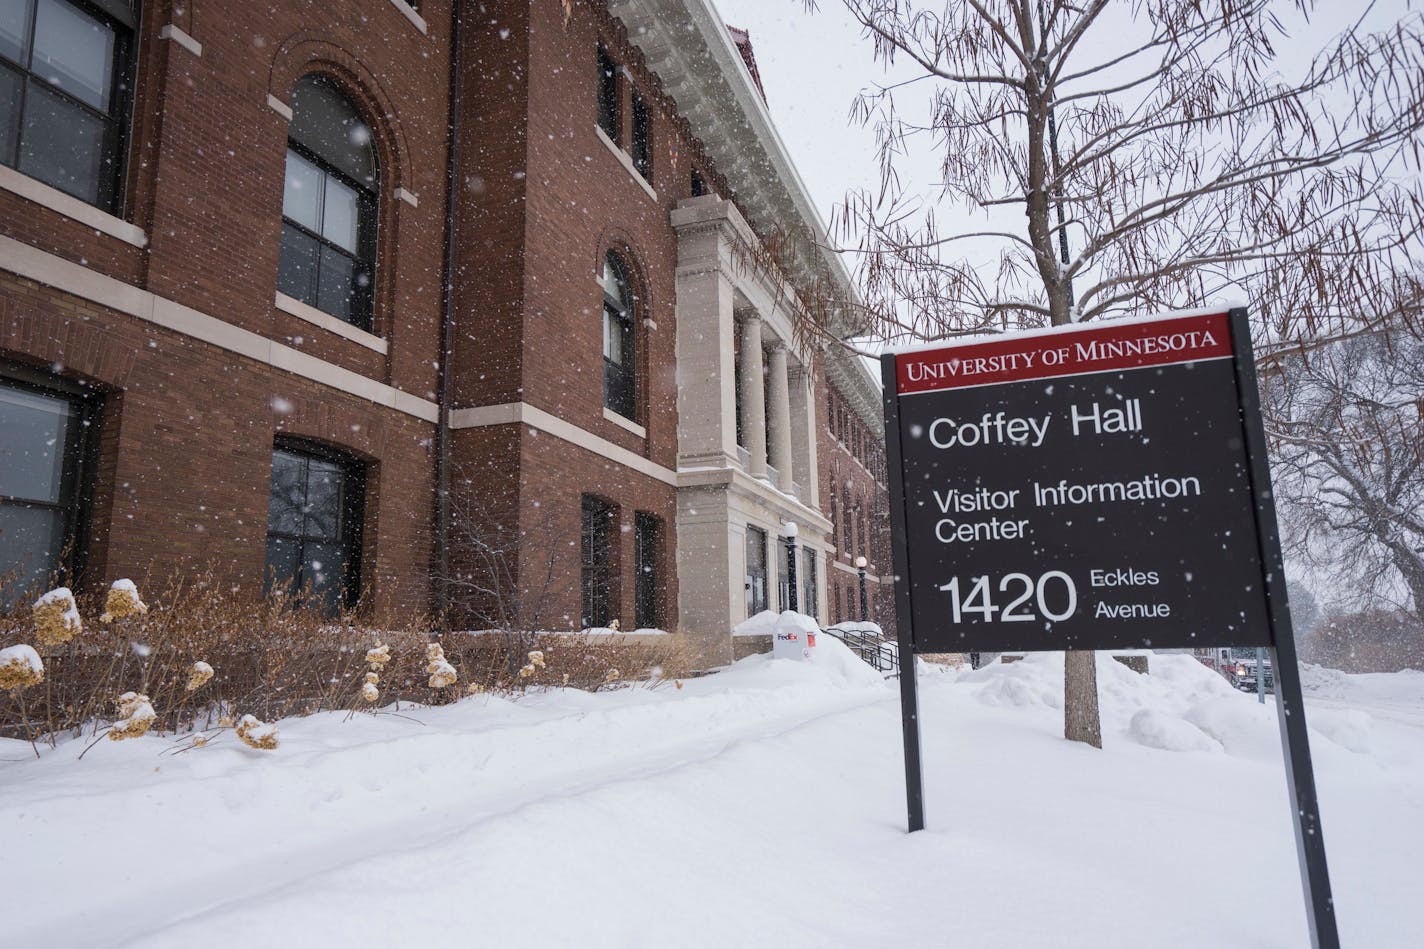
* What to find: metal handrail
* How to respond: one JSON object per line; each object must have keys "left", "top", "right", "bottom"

{"left": 821, "top": 625, "right": 899, "bottom": 676}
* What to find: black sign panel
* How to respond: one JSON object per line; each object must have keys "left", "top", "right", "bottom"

{"left": 885, "top": 310, "right": 1271, "bottom": 653}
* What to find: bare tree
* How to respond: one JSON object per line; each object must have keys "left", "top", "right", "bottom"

{"left": 805, "top": 0, "right": 1424, "bottom": 745}
{"left": 1267, "top": 281, "right": 1424, "bottom": 629}
{"left": 443, "top": 471, "right": 577, "bottom": 674}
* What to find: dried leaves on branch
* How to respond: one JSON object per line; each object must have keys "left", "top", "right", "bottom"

{"left": 813, "top": 0, "right": 1424, "bottom": 350}
{"left": 1266, "top": 281, "right": 1424, "bottom": 625}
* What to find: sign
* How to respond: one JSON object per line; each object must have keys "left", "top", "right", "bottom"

{"left": 890, "top": 310, "right": 1267, "bottom": 652}
{"left": 881, "top": 309, "right": 1341, "bottom": 949}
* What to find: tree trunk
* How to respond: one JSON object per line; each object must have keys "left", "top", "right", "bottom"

{"left": 1064, "top": 650, "right": 1102, "bottom": 748}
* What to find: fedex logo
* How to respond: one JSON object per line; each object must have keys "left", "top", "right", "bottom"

{"left": 776, "top": 632, "right": 799, "bottom": 642}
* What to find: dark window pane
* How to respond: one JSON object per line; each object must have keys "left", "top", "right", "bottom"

{"left": 634, "top": 513, "right": 658, "bottom": 629}
{"left": 0, "top": 383, "right": 72, "bottom": 502}
{"left": 263, "top": 534, "right": 300, "bottom": 597}
{"left": 0, "top": 0, "right": 29, "bottom": 67}
{"left": 604, "top": 359, "right": 634, "bottom": 419}
{"left": 277, "top": 223, "right": 319, "bottom": 305}
{"left": 0, "top": 64, "right": 19, "bottom": 163}
{"left": 18, "top": 79, "right": 105, "bottom": 203}
{"left": 596, "top": 45, "right": 618, "bottom": 141}
{"left": 266, "top": 450, "right": 305, "bottom": 536}
{"left": 289, "top": 76, "right": 374, "bottom": 187}
{"left": 0, "top": 502, "right": 64, "bottom": 599}
{"left": 316, "top": 244, "right": 356, "bottom": 323}
{"left": 302, "top": 459, "right": 343, "bottom": 540}
{"left": 631, "top": 89, "right": 650, "bottom": 181}
{"left": 282, "top": 148, "right": 322, "bottom": 233}
{"left": 301, "top": 540, "right": 343, "bottom": 612}
{"left": 31, "top": 0, "right": 113, "bottom": 111}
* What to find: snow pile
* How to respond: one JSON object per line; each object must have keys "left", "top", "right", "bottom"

{"left": 805, "top": 631, "right": 888, "bottom": 689}
{"left": 0, "top": 648, "right": 1419, "bottom": 948}
{"left": 1127, "top": 708, "right": 1217, "bottom": 752}
{"left": 732, "top": 608, "right": 782, "bottom": 636}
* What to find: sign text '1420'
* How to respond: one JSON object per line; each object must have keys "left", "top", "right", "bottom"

{"left": 936, "top": 572, "right": 1078, "bottom": 623}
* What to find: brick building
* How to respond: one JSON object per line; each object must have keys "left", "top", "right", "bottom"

{"left": 0, "top": 0, "right": 892, "bottom": 662}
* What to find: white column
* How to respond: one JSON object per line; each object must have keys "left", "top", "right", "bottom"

{"left": 768, "top": 342, "right": 794, "bottom": 493}
{"left": 740, "top": 315, "right": 768, "bottom": 479}
{"left": 788, "top": 362, "right": 817, "bottom": 506}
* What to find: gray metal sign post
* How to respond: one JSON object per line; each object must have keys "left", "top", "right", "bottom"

{"left": 881, "top": 308, "right": 1338, "bottom": 947}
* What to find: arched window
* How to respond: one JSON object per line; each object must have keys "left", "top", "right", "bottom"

{"left": 602, "top": 251, "right": 636, "bottom": 420}
{"left": 277, "top": 76, "right": 377, "bottom": 330}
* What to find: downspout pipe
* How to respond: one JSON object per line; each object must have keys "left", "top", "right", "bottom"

{"left": 435, "top": 0, "right": 466, "bottom": 638}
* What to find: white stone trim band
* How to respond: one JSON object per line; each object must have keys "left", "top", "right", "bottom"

{"left": 388, "top": 0, "right": 428, "bottom": 34}
{"left": 0, "top": 165, "right": 147, "bottom": 247}
{"left": 158, "top": 24, "right": 203, "bottom": 57}
{"left": 593, "top": 124, "right": 658, "bottom": 202}
{"left": 274, "top": 292, "right": 389, "bottom": 354}
{"left": 265, "top": 94, "right": 294, "bottom": 121}
{"left": 1, "top": 236, "right": 438, "bottom": 423}
{"left": 450, "top": 402, "right": 676, "bottom": 486}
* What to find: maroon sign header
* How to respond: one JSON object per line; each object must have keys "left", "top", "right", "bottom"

{"left": 895, "top": 311, "right": 1235, "bottom": 395}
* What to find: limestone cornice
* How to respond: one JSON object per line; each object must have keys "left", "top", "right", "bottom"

{"left": 609, "top": 0, "right": 858, "bottom": 326}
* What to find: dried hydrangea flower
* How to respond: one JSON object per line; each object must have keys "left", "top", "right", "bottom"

{"left": 528, "top": 650, "right": 546, "bottom": 669}
{"left": 0, "top": 644, "right": 45, "bottom": 690}
{"left": 365, "top": 643, "right": 392, "bottom": 669}
{"left": 605, "top": 668, "right": 621, "bottom": 683}
{"left": 235, "top": 714, "right": 278, "bottom": 750}
{"left": 361, "top": 671, "right": 380, "bottom": 703}
{"left": 518, "top": 663, "right": 535, "bottom": 678}
{"left": 99, "top": 579, "right": 148, "bottom": 623}
{"left": 426, "top": 642, "right": 457, "bottom": 689}
{"left": 185, "top": 660, "right": 215, "bottom": 692}
{"left": 109, "top": 692, "right": 157, "bottom": 741}
{"left": 465, "top": 682, "right": 485, "bottom": 695}
{"left": 33, "top": 587, "right": 82, "bottom": 646}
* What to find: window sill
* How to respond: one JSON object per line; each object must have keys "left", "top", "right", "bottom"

{"left": 603, "top": 406, "right": 647, "bottom": 438}
{"left": 274, "top": 292, "right": 389, "bottom": 354}
{"left": 0, "top": 164, "right": 147, "bottom": 247}
{"left": 388, "top": 0, "right": 427, "bottom": 34}
{"left": 593, "top": 125, "right": 657, "bottom": 202}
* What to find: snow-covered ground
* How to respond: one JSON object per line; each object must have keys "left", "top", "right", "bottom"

{"left": 3, "top": 643, "right": 1421, "bottom": 948}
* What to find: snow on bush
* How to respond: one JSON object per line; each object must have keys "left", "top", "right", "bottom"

{"left": 0, "top": 643, "right": 45, "bottom": 690}
{"left": 235, "top": 714, "right": 278, "bottom": 750}
{"left": 426, "top": 643, "right": 457, "bottom": 689}
{"left": 1127, "top": 708, "right": 1216, "bottom": 752}
{"left": 185, "top": 661, "right": 214, "bottom": 692}
{"left": 32, "top": 587, "right": 82, "bottom": 646}
{"left": 99, "top": 579, "right": 148, "bottom": 623}
{"left": 361, "top": 672, "right": 380, "bottom": 703}
{"left": 108, "top": 692, "right": 157, "bottom": 741}
{"left": 365, "top": 643, "right": 392, "bottom": 669}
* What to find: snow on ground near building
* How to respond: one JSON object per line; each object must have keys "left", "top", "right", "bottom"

{"left": 3, "top": 645, "right": 1422, "bottom": 948}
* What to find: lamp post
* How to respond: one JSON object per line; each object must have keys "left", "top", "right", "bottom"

{"left": 855, "top": 555, "right": 868, "bottom": 621}
{"left": 783, "top": 521, "right": 799, "bottom": 613}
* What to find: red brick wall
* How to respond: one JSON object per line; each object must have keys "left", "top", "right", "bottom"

{"left": 816, "top": 363, "right": 896, "bottom": 637}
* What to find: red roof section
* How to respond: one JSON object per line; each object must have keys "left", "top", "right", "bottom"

{"left": 726, "top": 25, "right": 767, "bottom": 105}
